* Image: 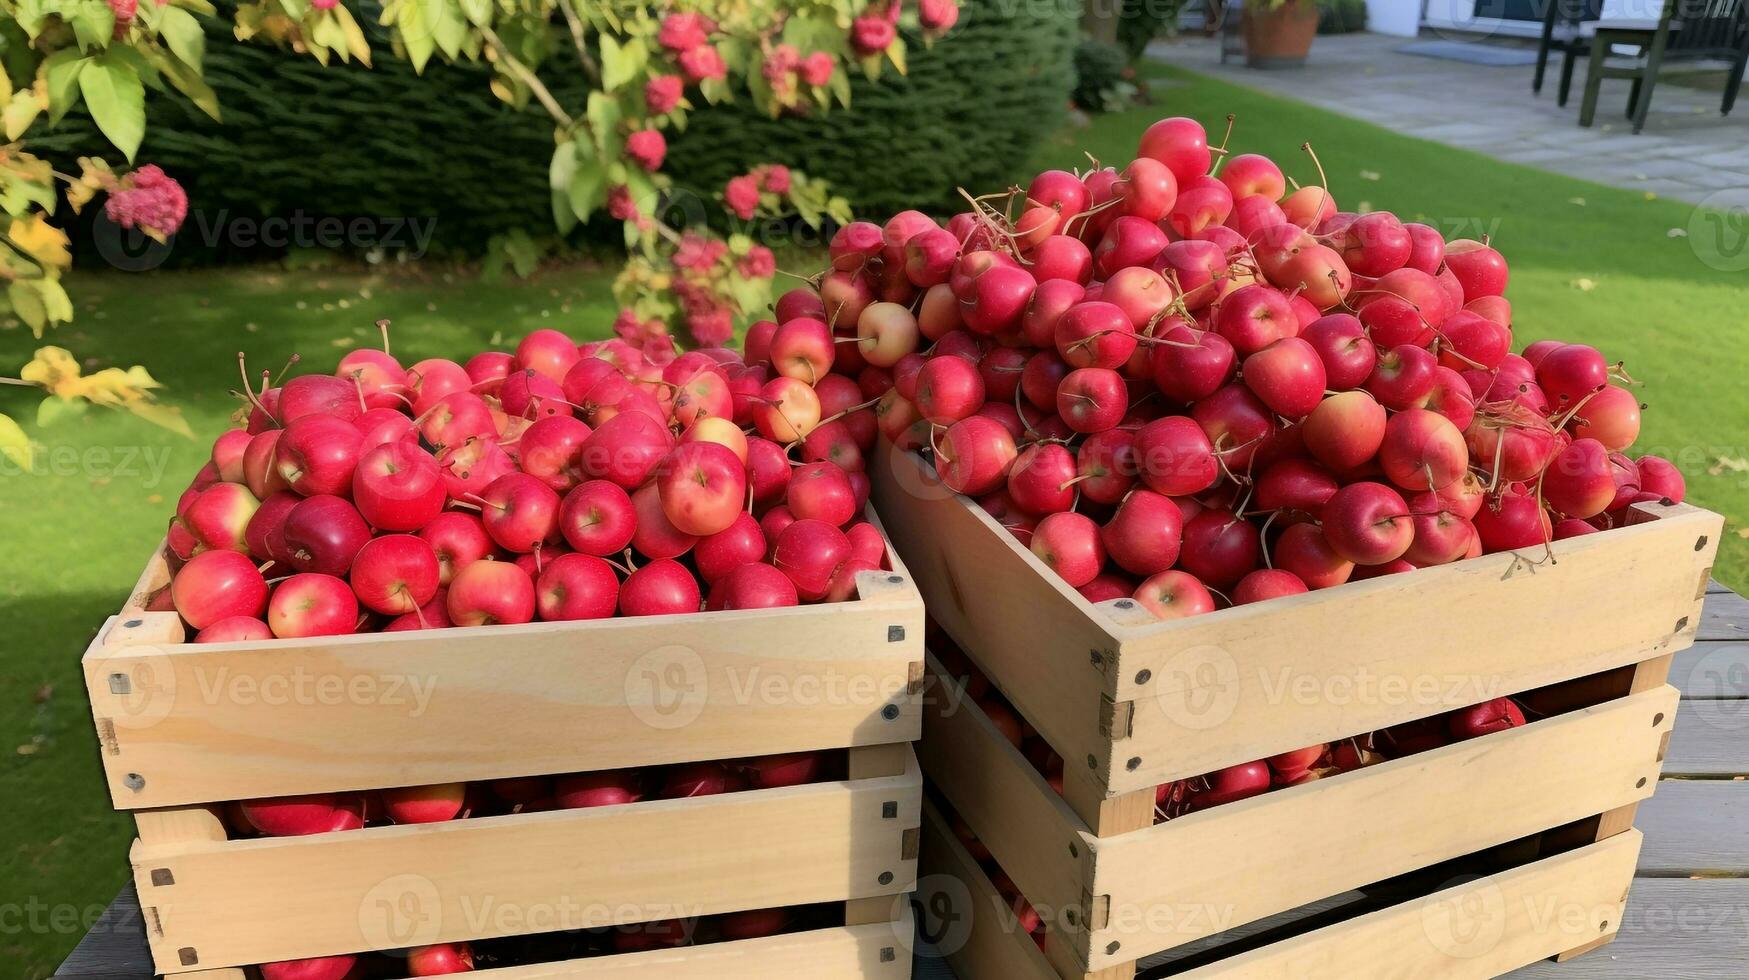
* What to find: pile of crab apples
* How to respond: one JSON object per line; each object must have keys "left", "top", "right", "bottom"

{"left": 164, "top": 324, "right": 887, "bottom": 642}
{"left": 796, "top": 116, "right": 1685, "bottom": 618}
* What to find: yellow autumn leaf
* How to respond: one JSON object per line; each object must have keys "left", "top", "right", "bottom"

{"left": 0, "top": 413, "right": 32, "bottom": 472}
{"left": 6, "top": 214, "right": 71, "bottom": 270}
{"left": 126, "top": 401, "right": 195, "bottom": 439}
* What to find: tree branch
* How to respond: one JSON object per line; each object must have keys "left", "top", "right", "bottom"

{"left": 480, "top": 24, "right": 575, "bottom": 129}
{"left": 554, "top": 0, "right": 603, "bottom": 85}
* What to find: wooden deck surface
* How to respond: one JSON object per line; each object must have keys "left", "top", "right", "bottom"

{"left": 57, "top": 587, "right": 1749, "bottom": 979}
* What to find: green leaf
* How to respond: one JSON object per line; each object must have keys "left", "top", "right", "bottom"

{"left": 601, "top": 35, "right": 648, "bottom": 93}
{"left": 828, "top": 65, "right": 851, "bottom": 108}
{"left": 158, "top": 7, "right": 206, "bottom": 72}
{"left": 458, "top": 0, "right": 491, "bottom": 27}
{"left": 4, "top": 90, "right": 42, "bottom": 141}
{"left": 783, "top": 14, "right": 845, "bottom": 56}
{"left": 586, "top": 91, "right": 624, "bottom": 160}
{"left": 8, "top": 280, "right": 46, "bottom": 334}
{"left": 43, "top": 50, "right": 85, "bottom": 125}
{"left": 78, "top": 56, "right": 146, "bottom": 162}
{"left": 568, "top": 158, "right": 606, "bottom": 223}
{"left": 0, "top": 413, "right": 32, "bottom": 472}
{"left": 151, "top": 48, "right": 221, "bottom": 121}
{"left": 401, "top": 3, "right": 437, "bottom": 72}
{"left": 887, "top": 37, "right": 907, "bottom": 75}
{"left": 69, "top": 4, "right": 116, "bottom": 50}
{"left": 549, "top": 140, "right": 578, "bottom": 229}
{"left": 36, "top": 396, "right": 88, "bottom": 427}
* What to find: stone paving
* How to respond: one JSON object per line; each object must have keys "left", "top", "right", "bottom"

{"left": 1153, "top": 32, "right": 1749, "bottom": 209}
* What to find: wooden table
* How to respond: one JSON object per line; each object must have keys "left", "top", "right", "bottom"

{"left": 57, "top": 587, "right": 1749, "bottom": 979}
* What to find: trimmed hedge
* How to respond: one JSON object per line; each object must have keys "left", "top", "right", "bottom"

{"left": 665, "top": 0, "right": 1077, "bottom": 220}
{"left": 38, "top": 0, "right": 1074, "bottom": 259}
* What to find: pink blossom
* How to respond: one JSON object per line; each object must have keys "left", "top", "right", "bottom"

{"left": 310, "top": 0, "right": 339, "bottom": 8}
{"left": 724, "top": 176, "right": 761, "bottom": 220}
{"left": 920, "top": 0, "right": 959, "bottom": 31}
{"left": 678, "top": 45, "right": 727, "bottom": 83}
{"left": 738, "top": 245, "right": 777, "bottom": 280}
{"left": 688, "top": 308, "right": 734, "bottom": 347}
{"left": 607, "top": 185, "right": 638, "bottom": 221}
{"left": 851, "top": 15, "right": 897, "bottom": 55}
{"left": 657, "top": 12, "right": 710, "bottom": 52}
{"left": 625, "top": 129, "right": 667, "bottom": 172}
{"left": 644, "top": 75, "right": 683, "bottom": 114}
{"left": 764, "top": 45, "right": 801, "bottom": 80}
{"left": 760, "top": 165, "right": 792, "bottom": 195}
{"left": 104, "top": 165, "right": 188, "bottom": 238}
{"left": 799, "top": 52, "right": 836, "bottom": 87}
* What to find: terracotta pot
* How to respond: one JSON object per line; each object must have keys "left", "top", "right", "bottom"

{"left": 1243, "top": 1, "right": 1320, "bottom": 68}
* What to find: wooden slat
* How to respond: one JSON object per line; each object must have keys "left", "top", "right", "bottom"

{"left": 479, "top": 910, "right": 916, "bottom": 979}
{"left": 916, "top": 655, "right": 1095, "bottom": 946}
{"left": 871, "top": 441, "right": 1124, "bottom": 794}
{"left": 1669, "top": 642, "right": 1749, "bottom": 698}
{"left": 1664, "top": 701, "right": 1749, "bottom": 775}
{"left": 1637, "top": 780, "right": 1749, "bottom": 875}
{"left": 1505, "top": 879, "right": 1749, "bottom": 979}
{"left": 133, "top": 757, "right": 921, "bottom": 973}
{"left": 87, "top": 566, "right": 923, "bottom": 809}
{"left": 1170, "top": 832, "right": 1641, "bottom": 979}
{"left": 1080, "top": 688, "right": 1678, "bottom": 970}
{"left": 916, "top": 800, "right": 1057, "bottom": 980}
{"left": 1110, "top": 503, "right": 1717, "bottom": 794}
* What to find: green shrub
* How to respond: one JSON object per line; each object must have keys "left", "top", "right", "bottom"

{"left": 664, "top": 0, "right": 1076, "bottom": 220}
{"left": 1117, "top": 0, "right": 1187, "bottom": 63}
{"left": 1072, "top": 40, "right": 1135, "bottom": 115}
{"left": 1318, "top": 0, "right": 1369, "bottom": 34}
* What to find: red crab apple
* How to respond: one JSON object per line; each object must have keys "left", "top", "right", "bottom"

{"left": 499, "top": 369, "right": 570, "bottom": 421}
{"left": 656, "top": 442, "right": 747, "bottom": 537}
{"left": 407, "top": 942, "right": 474, "bottom": 976}
{"left": 715, "top": 561, "right": 801, "bottom": 609}
{"left": 1179, "top": 509, "right": 1262, "bottom": 589}
{"left": 1275, "top": 521, "right": 1354, "bottom": 589}
{"left": 694, "top": 513, "right": 767, "bottom": 583}
{"left": 1379, "top": 409, "right": 1469, "bottom": 491}
{"left": 1234, "top": 569, "right": 1309, "bottom": 605}
{"left": 419, "top": 392, "right": 496, "bottom": 451}
{"left": 773, "top": 519, "right": 851, "bottom": 601}
{"left": 1075, "top": 428, "right": 1138, "bottom": 505}
{"left": 1473, "top": 489, "right": 1552, "bottom": 552}
{"left": 172, "top": 550, "right": 270, "bottom": 629}
{"left": 1056, "top": 301, "right": 1137, "bottom": 371}
{"left": 515, "top": 328, "right": 580, "bottom": 383}
{"left": 856, "top": 302, "right": 921, "bottom": 367}
{"left": 465, "top": 350, "right": 514, "bottom": 396}
{"left": 937, "top": 415, "right": 1019, "bottom": 496}
{"left": 268, "top": 573, "right": 359, "bottom": 638}
{"left": 1571, "top": 385, "right": 1641, "bottom": 451}
{"left": 1542, "top": 438, "right": 1616, "bottom": 519}
{"left": 350, "top": 535, "right": 441, "bottom": 615}
{"left": 744, "top": 437, "right": 793, "bottom": 505}
{"left": 283, "top": 495, "right": 371, "bottom": 576}
{"left": 1007, "top": 443, "right": 1077, "bottom": 515}
{"left": 1166, "top": 176, "right": 1234, "bottom": 239}
{"left": 620, "top": 558, "right": 702, "bottom": 616}
{"left": 278, "top": 373, "right": 362, "bottom": 424}
{"left": 517, "top": 415, "right": 591, "bottom": 492}
{"left": 1214, "top": 284, "right": 1295, "bottom": 356}
{"left": 241, "top": 795, "right": 342, "bottom": 838}
{"left": 580, "top": 410, "right": 675, "bottom": 491}
{"left": 384, "top": 590, "right": 452, "bottom": 632}
{"left": 1449, "top": 698, "right": 1526, "bottom": 740}
{"left": 352, "top": 442, "right": 446, "bottom": 532}
{"left": 479, "top": 472, "right": 562, "bottom": 552}
{"left": 555, "top": 770, "right": 643, "bottom": 809}
{"left": 1138, "top": 116, "right": 1212, "bottom": 184}
{"left": 1404, "top": 494, "right": 1475, "bottom": 566}
{"left": 1302, "top": 391, "right": 1387, "bottom": 471}
{"left": 752, "top": 376, "right": 824, "bottom": 442}
{"left": 536, "top": 553, "right": 620, "bottom": 620}
{"left": 770, "top": 317, "right": 835, "bottom": 383}
{"left": 684, "top": 416, "right": 750, "bottom": 464}
{"left": 420, "top": 512, "right": 493, "bottom": 585}
{"left": 1366, "top": 344, "right": 1439, "bottom": 411}
{"left": 1152, "top": 324, "right": 1236, "bottom": 403}
{"left": 914, "top": 355, "right": 986, "bottom": 425}
{"left": 959, "top": 262, "right": 1037, "bottom": 335}
{"left": 1094, "top": 215, "right": 1168, "bottom": 277}
{"left": 1133, "top": 570, "right": 1215, "bottom": 621}
{"left": 185, "top": 482, "right": 260, "bottom": 554}
{"left": 1322, "top": 482, "right": 1414, "bottom": 566}
{"left": 381, "top": 783, "right": 467, "bottom": 824}
{"left": 1132, "top": 416, "right": 1218, "bottom": 497}
{"left": 1115, "top": 157, "right": 1179, "bottom": 221}
{"left": 211, "top": 429, "right": 252, "bottom": 483}
{"left": 1255, "top": 459, "right": 1339, "bottom": 517}
{"left": 1029, "top": 234, "right": 1094, "bottom": 284}
{"left": 784, "top": 460, "right": 856, "bottom": 526}
{"left": 1188, "top": 762, "right": 1273, "bottom": 811}
{"left": 406, "top": 358, "right": 471, "bottom": 417}
{"left": 1192, "top": 384, "right": 1275, "bottom": 472}
{"left": 196, "top": 616, "right": 273, "bottom": 643}
{"left": 1031, "top": 512, "right": 1105, "bottom": 587}
{"left": 1056, "top": 367, "right": 1128, "bottom": 433}
{"left": 446, "top": 560, "right": 537, "bottom": 626}
{"left": 1334, "top": 211, "right": 1412, "bottom": 277}
{"left": 1637, "top": 455, "right": 1686, "bottom": 503}
{"left": 1101, "top": 490, "right": 1184, "bottom": 577}
{"left": 1220, "top": 153, "right": 1287, "bottom": 200}
{"left": 1300, "top": 314, "right": 1376, "bottom": 391}
{"left": 354, "top": 408, "right": 416, "bottom": 450}
{"left": 243, "top": 430, "right": 290, "bottom": 499}
{"left": 1243, "top": 338, "right": 1327, "bottom": 419}
{"left": 631, "top": 482, "right": 697, "bottom": 560}
{"left": 274, "top": 414, "right": 363, "bottom": 497}
{"left": 1442, "top": 239, "right": 1509, "bottom": 301}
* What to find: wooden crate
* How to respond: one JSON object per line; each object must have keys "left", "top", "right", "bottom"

{"left": 919, "top": 650, "right": 1675, "bottom": 978}
{"left": 917, "top": 797, "right": 1645, "bottom": 980}
{"left": 83, "top": 507, "right": 926, "bottom": 977}
{"left": 871, "top": 440, "right": 1720, "bottom": 977}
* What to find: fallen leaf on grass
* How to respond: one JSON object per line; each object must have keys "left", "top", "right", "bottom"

{"left": 1358, "top": 170, "right": 1381, "bottom": 181}
{"left": 1669, "top": 228, "right": 1689, "bottom": 238}
{"left": 1571, "top": 278, "right": 1597, "bottom": 291}
{"left": 1569, "top": 197, "right": 1587, "bottom": 206}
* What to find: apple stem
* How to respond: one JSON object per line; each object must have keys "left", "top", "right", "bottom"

{"left": 448, "top": 499, "right": 483, "bottom": 513}
{"left": 815, "top": 395, "right": 882, "bottom": 430}
{"left": 273, "top": 354, "right": 302, "bottom": 387}
{"left": 376, "top": 319, "right": 392, "bottom": 355}
{"left": 235, "top": 352, "right": 279, "bottom": 427}
{"left": 622, "top": 549, "right": 639, "bottom": 574}
{"left": 1211, "top": 113, "right": 1238, "bottom": 163}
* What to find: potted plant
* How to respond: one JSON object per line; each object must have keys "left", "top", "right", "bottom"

{"left": 1243, "top": 0, "right": 1320, "bottom": 68}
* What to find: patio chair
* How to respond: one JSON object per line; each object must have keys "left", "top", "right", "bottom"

{"left": 1536, "top": 0, "right": 1606, "bottom": 100}
{"left": 1573, "top": 0, "right": 1749, "bottom": 133}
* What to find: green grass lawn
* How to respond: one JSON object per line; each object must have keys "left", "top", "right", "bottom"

{"left": 5, "top": 61, "right": 1747, "bottom": 977}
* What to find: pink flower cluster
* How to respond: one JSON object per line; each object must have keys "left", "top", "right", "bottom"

{"left": 645, "top": 75, "right": 683, "bottom": 114}
{"left": 669, "top": 233, "right": 743, "bottom": 347}
{"left": 104, "top": 165, "right": 189, "bottom": 238}
{"left": 852, "top": 2, "right": 901, "bottom": 55}
{"left": 660, "top": 12, "right": 727, "bottom": 84}
{"left": 919, "top": 0, "right": 960, "bottom": 31}
{"left": 625, "top": 129, "right": 666, "bottom": 172}
{"left": 722, "top": 165, "right": 792, "bottom": 220}
{"left": 763, "top": 46, "right": 835, "bottom": 99}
